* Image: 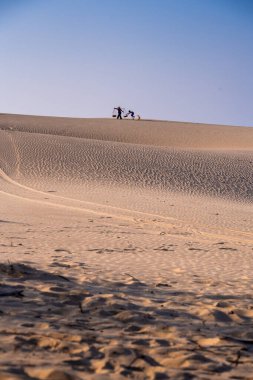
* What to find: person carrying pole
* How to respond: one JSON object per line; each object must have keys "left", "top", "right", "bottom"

{"left": 114, "top": 106, "right": 124, "bottom": 120}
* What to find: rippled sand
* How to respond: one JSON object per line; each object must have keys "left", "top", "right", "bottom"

{"left": 0, "top": 114, "right": 253, "bottom": 379}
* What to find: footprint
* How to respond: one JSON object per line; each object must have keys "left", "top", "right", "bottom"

{"left": 54, "top": 249, "right": 72, "bottom": 254}
{"left": 219, "top": 247, "right": 237, "bottom": 251}
{"left": 155, "top": 283, "right": 172, "bottom": 288}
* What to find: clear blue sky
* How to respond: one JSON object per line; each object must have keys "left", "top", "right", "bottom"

{"left": 0, "top": 0, "right": 252, "bottom": 126}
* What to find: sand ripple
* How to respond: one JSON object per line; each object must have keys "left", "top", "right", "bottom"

{"left": 0, "top": 115, "right": 253, "bottom": 203}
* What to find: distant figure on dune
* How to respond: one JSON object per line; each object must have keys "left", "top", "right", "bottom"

{"left": 113, "top": 106, "right": 124, "bottom": 120}
{"left": 124, "top": 110, "right": 135, "bottom": 119}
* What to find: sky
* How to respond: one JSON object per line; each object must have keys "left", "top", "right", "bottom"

{"left": 0, "top": 0, "right": 252, "bottom": 126}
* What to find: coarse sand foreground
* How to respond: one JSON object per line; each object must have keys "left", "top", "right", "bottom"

{"left": 0, "top": 113, "right": 253, "bottom": 379}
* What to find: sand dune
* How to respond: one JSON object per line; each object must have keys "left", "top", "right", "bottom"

{"left": 0, "top": 115, "right": 252, "bottom": 203}
{"left": 0, "top": 114, "right": 253, "bottom": 379}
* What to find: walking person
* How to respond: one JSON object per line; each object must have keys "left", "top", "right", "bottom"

{"left": 114, "top": 106, "right": 124, "bottom": 120}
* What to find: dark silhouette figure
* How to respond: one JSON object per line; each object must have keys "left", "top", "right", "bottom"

{"left": 124, "top": 110, "right": 135, "bottom": 119}
{"left": 114, "top": 107, "right": 124, "bottom": 119}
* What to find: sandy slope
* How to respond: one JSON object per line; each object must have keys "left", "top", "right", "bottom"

{"left": 0, "top": 114, "right": 253, "bottom": 380}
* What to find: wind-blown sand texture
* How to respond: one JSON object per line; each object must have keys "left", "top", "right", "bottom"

{"left": 0, "top": 113, "right": 253, "bottom": 379}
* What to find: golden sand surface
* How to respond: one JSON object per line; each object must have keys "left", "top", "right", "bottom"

{"left": 0, "top": 114, "right": 253, "bottom": 379}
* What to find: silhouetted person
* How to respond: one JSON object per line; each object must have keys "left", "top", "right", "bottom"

{"left": 124, "top": 110, "right": 135, "bottom": 119}
{"left": 114, "top": 106, "right": 124, "bottom": 119}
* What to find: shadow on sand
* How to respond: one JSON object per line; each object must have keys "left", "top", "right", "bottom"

{"left": 0, "top": 263, "right": 253, "bottom": 379}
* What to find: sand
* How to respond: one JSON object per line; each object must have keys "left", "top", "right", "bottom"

{"left": 0, "top": 113, "right": 253, "bottom": 379}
